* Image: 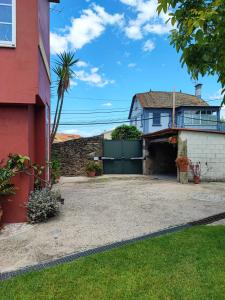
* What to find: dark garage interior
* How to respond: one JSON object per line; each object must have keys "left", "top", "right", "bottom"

{"left": 147, "top": 141, "right": 178, "bottom": 176}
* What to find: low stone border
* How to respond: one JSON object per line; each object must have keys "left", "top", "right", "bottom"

{"left": 1, "top": 211, "right": 225, "bottom": 281}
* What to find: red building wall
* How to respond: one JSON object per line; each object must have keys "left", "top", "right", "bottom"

{"left": 0, "top": 0, "right": 57, "bottom": 223}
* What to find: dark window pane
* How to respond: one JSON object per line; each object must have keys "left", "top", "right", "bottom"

{"left": 0, "top": 0, "right": 12, "bottom": 4}
{"left": 0, "top": 5, "right": 12, "bottom": 23}
{"left": 153, "top": 112, "right": 161, "bottom": 126}
{"left": 0, "top": 23, "right": 12, "bottom": 41}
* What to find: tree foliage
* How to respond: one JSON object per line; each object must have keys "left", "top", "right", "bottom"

{"left": 158, "top": 0, "right": 225, "bottom": 104}
{"left": 111, "top": 125, "right": 142, "bottom": 140}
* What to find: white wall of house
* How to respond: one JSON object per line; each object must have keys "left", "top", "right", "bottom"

{"left": 130, "top": 98, "right": 143, "bottom": 132}
{"left": 179, "top": 130, "right": 225, "bottom": 181}
{"left": 144, "top": 111, "right": 170, "bottom": 134}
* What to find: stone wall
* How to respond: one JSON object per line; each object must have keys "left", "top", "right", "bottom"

{"left": 52, "top": 136, "right": 103, "bottom": 176}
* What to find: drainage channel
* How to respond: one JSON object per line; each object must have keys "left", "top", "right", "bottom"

{"left": 1, "top": 211, "right": 225, "bottom": 281}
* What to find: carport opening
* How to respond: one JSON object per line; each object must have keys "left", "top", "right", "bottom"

{"left": 148, "top": 142, "right": 177, "bottom": 176}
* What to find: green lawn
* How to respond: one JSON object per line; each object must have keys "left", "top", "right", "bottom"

{"left": 1, "top": 226, "right": 225, "bottom": 300}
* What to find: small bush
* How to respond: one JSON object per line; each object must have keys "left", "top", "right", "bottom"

{"left": 50, "top": 159, "right": 61, "bottom": 185}
{"left": 94, "top": 164, "right": 103, "bottom": 176}
{"left": 27, "top": 188, "right": 61, "bottom": 224}
{"left": 85, "top": 162, "right": 103, "bottom": 176}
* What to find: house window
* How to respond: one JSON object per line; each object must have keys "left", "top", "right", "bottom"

{"left": 0, "top": 0, "right": 16, "bottom": 47}
{"left": 152, "top": 112, "right": 161, "bottom": 126}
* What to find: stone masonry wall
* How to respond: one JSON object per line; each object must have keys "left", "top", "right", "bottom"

{"left": 52, "top": 136, "right": 103, "bottom": 176}
{"left": 179, "top": 131, "right": 225, "bottom": 181}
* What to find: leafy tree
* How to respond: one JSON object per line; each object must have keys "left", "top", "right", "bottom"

{"left": 158, "top": 0, "right": 225, "bottom": 103}
{"left": 111, "top": 125, "right": 142, "bottom": 140}
{"left": 51, "top": 52, "right": 79, "bottom": 145}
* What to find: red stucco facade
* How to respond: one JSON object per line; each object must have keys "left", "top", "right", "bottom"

{"left": 0, "top": 0, "right": 57, "bottom": 223}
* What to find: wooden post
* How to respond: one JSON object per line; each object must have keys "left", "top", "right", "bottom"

{"left": 172, "top": 90, "right": 176, "bottom": 128}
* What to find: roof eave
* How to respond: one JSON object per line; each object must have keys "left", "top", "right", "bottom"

{"left": 128, "top": 95, "right": 138, "bottom": 119}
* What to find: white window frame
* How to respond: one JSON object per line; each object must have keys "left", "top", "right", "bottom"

{"left": 0, "top": 0, "right": 16, "bottom": 47}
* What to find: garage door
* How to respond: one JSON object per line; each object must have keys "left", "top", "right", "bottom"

{"left": 103, "top": 140, "right": 143, "bottom": 174}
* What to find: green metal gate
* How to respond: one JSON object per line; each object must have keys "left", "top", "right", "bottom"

{"left": 103, "top": 140, "right": 143, "bottom": 174}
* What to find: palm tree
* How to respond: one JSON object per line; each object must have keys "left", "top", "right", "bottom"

{"left": 51, "top": 52, "right": 79, "bottom": 145}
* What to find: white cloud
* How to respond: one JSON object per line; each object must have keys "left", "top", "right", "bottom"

{"left": 144, "top": 23, "right": 171, "bottom": 35}
{"left": 103, "top": 102, "right": 113, "bottom": 107}
{"left": 128, "top": 63, "right": 137, "bottom": 68}
{"left": 120, "top": 0, "right": 172, "bottom": 40}
{"left": 120, "top": 0, "right": 138, "bottom": 6}
{"left": 209, "top": 89, "right": 225, "bottom": 101}
{"left": 50, "top": 32, "right": 68, "bottom": 54}
{"left": 77, "top": 61, "right": 88, "bottom": 68}
{"left": 50, "top": 4, "right": 124, "bottom": 54}
{"left": 70, "top": 80, "right": 78, "bottom": 87}
{"left": 76, "top": 67, "right": 115, "bottom": 87}
{"left": 143, "top": 39, "right": 155, "bottom": 52}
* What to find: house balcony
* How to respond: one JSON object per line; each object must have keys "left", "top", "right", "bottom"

{"left": 175, "top": 111, "right": 225, "bottom": 132}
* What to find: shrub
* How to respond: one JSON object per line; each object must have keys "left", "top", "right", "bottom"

{"left": 111, "top": 125, "right": 142, "bottom": 140}
{"left": 50, "top": 159, "right": 61, "bottom": 185}
{"left": 94, "top": 163, "right": 103, "bottom": 176}
{"left": 85, "top": 162, "right": 103, "bottom": 176}
{"left": 27, "top": 188, "right": 61, "bottom": 224}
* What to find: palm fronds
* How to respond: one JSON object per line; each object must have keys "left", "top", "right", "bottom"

{"left": 51, "top": 51, "right": 79, "bottom": 144}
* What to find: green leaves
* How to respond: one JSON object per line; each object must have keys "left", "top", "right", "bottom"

{"left": 157, "top": 0, "right": 225, "bottom": 104}
{"left": 111, "top": 125, "right": 142, "bottom": 140}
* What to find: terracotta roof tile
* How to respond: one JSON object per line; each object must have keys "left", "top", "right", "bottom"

{"left": 54, "top": 133, "right": 80, "bottom": 143}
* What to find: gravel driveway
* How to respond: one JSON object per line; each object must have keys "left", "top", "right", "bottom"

{"left": 1, "top": 175, "right": 225, "bottom": 273}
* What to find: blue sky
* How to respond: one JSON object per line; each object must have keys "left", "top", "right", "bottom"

{"left": 50, "top": 0, "right": 224, "bottom": 137}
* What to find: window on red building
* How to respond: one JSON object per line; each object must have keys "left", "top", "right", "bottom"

{"left": 0, "top": 0, "right": 16, "bottom": 47}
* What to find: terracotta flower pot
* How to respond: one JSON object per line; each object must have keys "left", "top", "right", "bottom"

{"left": 87, "top": 171, "right": 96, "bottom": 177}
{"left": 194, "top": 175, "right": 200, "bottom": 184}
{"left": 179, "top": 163, "right": 189, "bottom": 172}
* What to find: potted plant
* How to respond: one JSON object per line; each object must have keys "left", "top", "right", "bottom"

{"left": 175, "top": 156, "right": 189, "bottom": 172}
{"left": 0, "top": 167, "right": 16, "bottom": 229}
{"left": 189, "top": 161, "right": 201, "bottom": 184}
{"left": 85, "top": 162, "right": 97, "bottom": 177}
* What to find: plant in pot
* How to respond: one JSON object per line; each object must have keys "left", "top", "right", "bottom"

{"left": 85, "top": 162, "right": 97, "bottom": 177}
{"left": 0, "top": 166, "right": 16, "bottom": 229}
{"left": 189, "top": 161, "right": 201, "bottom": 184}
{"left": 175, "top": 156, "right": 189, "bottom": 172}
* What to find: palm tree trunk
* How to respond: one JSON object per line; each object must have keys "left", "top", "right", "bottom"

{"left": 51, "top": 96, "right": 61, "bottom": 141}
{"left": 51, "top": 93, "right": 65, "bottom": 145}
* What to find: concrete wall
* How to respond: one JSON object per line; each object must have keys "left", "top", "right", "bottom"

{"left": 52, "top": 136, "right": 103, "bottom": 176}
{"left": 179, "top": 131, "right": 225, "bottom": 181}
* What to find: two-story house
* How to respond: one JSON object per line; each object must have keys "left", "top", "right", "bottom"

{"left": 0, "top": 0, "right": 59, "bottom": 223}
{"left": 129, "top": 85, "right": 221, "bottom": 134}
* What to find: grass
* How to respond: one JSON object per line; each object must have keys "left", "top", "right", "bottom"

{"left": 1, "top": 226, "right": 225, "bottom": 300}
